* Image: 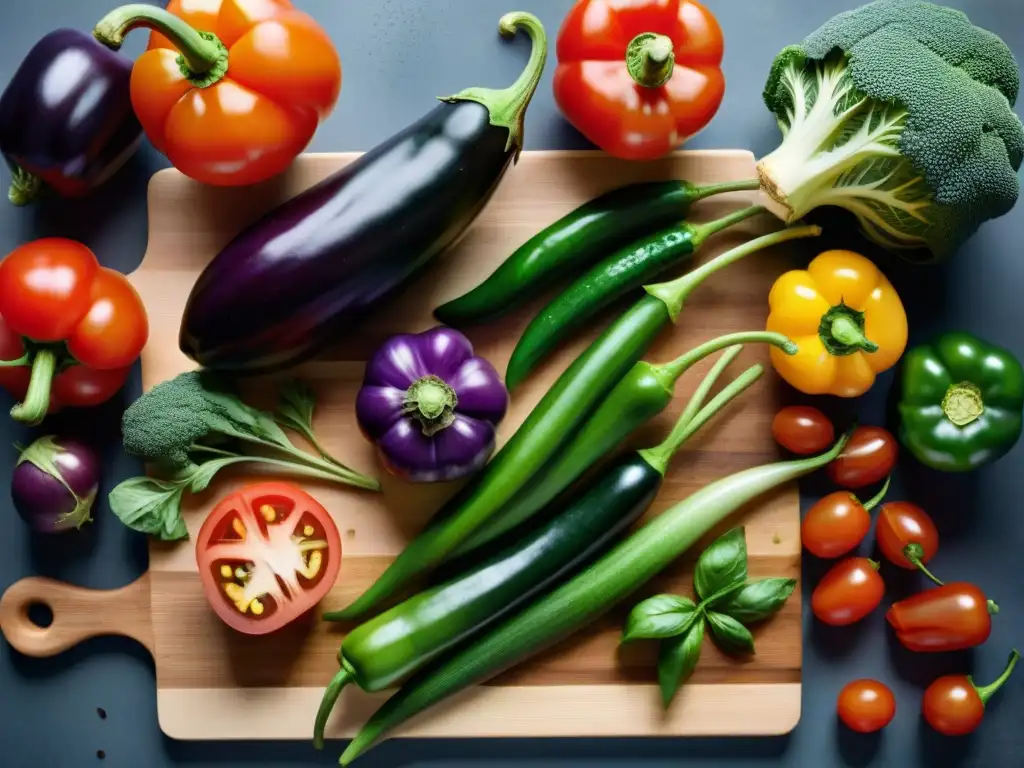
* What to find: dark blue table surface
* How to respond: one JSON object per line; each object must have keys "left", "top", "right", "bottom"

{"left": 1, "top": 1, "right": 1022, "bottom": 766}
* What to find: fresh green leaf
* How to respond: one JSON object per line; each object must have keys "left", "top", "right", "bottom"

{"left": 276, "top": 379, "right": 317, "bottom": 433}
{"left": 183, "top": 457, "right": 246, "bottom": 494}
{"left": 622, "top": 595, "right": 698, "bottom": 642}
{"left": 108, "top": 477, "right": 188, "bottom": 541}
{"left": 693, "top": 527, "right": 747, "bottom": 602}
{"left": 202, "top": 381, "right": 293, "bottom": 449}
{"left": 658, "top": 617, "right": 705, "bottom": 707}
{"left": 707, "top": 611, "right": 756, "bottom": 655}
{"left": 718, "top": 578, "right": 797, "bottom": 624}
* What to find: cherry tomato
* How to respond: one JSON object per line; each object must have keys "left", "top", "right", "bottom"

{"left": 196, "top": 482, "right": 341, "bottom": 636}
{"left": 772, "top": 405, "right": 835, "bottom": 455}
{"left": 887, "top": 583, "right": 994, "bottom": 652}
{"left": 837, "top": 679, "right": 896, "bottom": 733}
{"left": 922, "top": 650, "right": 1019, "bottom": 736}
{"left": 802, "top": 477, "right": 889, "bottom": 559}
{"left": 0, "top": 238, "right": 98, "bottom": 341}
{"left": 66, "top": 268, "right": 149, "bottom": 369}
{"left": 812, "top": 557, "right": 885, "bottom": 626}
{"left": 876, "top": 501, "right": 939, "bottom": 569}
{"left": 827, "top": 426, "right": 897, "bottom": 489}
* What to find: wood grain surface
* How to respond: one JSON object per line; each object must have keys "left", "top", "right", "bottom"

{"left": 1, "top": 150, "right": 807, "bottom": 741}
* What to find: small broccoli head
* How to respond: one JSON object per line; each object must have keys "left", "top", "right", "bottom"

{"left": 759, "top": 0, "right": 1024, "bottom": 261}
{"left": 121, "top": 370, "right": 228, "bottom": 468}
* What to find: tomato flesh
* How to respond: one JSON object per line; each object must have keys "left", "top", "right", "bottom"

{"left": 837, "top": 679, "right": 896, "bottom": 733}
{"left": 827, "top": 426, "right": 897, "bottom": 489}
{"left": 772, "top": 405, "right": 835, "bottom": 455}
{"left": 196, "top": 482, "right": 341, "bottom": 635}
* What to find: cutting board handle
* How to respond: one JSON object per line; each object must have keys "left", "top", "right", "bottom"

{"left": 0, "top": 573, "right": 153, "bottom": 658}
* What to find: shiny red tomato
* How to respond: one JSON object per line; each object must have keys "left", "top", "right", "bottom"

{"left": 877, "top": 501, "right": 939, "bottom": 569}
{"left": 772, "top": 405, "right": 835, "bottom": 455}
{"left": 65, "top": 267, "right": 149, "bottom": 369}
{"left": 802, "top": 492, "right": 871, "bottom": 559}
{"left": 812, "top": 557, "right": 885, "bottom": 626}
{"left": 837, "top": 679, "right": 896, "bottom": 733}
{"left": 0, "top": 238, "right": 98, "bottom": 341}
{"left": 827, "top": 426, "right": 897, "bottom": 489}
{"left": 196, "top": 482, "right": 341, "bottom": 636}
{"left": 922, "top": 650, "right": 1019, "bottom": 736}
{"left": 887, "top": 583, "right": 994, "bottom": 652}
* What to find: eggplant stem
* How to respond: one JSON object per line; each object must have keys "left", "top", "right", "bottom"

{"left": 439, "top": 11, "right": 547, "bottom": 157}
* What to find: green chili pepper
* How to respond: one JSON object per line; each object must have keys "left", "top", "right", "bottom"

{"left": 504, "top": 205, "right": 766, "bottom": 390}
{"left": 313, "top": 351, "right": 761, "bottom": 748}
{"left": 330, "top": 224, "right": 821, "bottom": 621}
{"left": 455, "top": 332, "right": 796, "bottom": 558}
{"left": 337, "top": 431, "right": 852, "bottom": 765}
{"left": 434, "top": 179, "right": 761, "bottom": 326}
{"left": 898, "top": 331, "right": 1024, "bottom": 472}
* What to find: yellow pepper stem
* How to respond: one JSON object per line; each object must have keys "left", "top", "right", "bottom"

{"left": 818, "top": 303, "right": 878, "bottom": 356}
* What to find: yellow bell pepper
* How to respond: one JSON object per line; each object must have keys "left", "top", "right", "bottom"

{"left": 766, "top": 250, "right": 907, "bottom": 397}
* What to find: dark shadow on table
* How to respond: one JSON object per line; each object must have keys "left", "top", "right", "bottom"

{"left": 836, "top": 716, "right": 883, "bottom": 768}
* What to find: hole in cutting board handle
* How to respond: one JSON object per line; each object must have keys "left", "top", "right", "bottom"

{"left": 26, "top": 601, "right": 53, "bottom": 629}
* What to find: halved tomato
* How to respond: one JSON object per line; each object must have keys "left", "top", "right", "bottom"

{"left": 195, "top": 482, "right": 341, "bottom": 635}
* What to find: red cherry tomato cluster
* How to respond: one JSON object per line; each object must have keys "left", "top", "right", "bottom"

{"left": 773, "top": 406, "right": 1018, "bottom": 736}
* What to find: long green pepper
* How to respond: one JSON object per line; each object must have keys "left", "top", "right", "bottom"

{"left": 331, "top": 224, "right": 821, "bottom": 620}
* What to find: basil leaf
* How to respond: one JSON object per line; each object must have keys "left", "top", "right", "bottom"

{"left": 693, "top": 527, "right": 747, "bottom": 602}
{"left": 718, "top": 578, "right": 797, "bottom": 624}
{"left": 108, "top": 477, "right": 188, "bottom": 541}
{"left": 622, "top": 595, "right": 698, "bottom": 642}
{"left": 658, "top": 617, "right": 705, "bottom": 708}
{"left": 707, "top": 611, "right": 756, "bottom": 655}
{"left": 184, "top": 457, "right": 244, "bottom": 494}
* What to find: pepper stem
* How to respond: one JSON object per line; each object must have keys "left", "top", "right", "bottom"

{"left": 5, "top": 158, "right": 42, "bottom": 206}
{"left": 403, "top": 375, "right": 458, "bottom": 437}
{"left": 0, "top": 353, "right": 30, "bottom": 367}
{"left": 973, "top": 649, "right": 1020, "bottom": 706}
{"left": 988, "top": 599, "right": 1000, "bottom": 615}
{"left": 439, "top": 12, "right": 547, "bottom": 158}
{"left": 312, "top": 664, "right": 354, "bottom": 750}
{"left": 626, "top": 32, "right": 675, "bottom": 88}
{"left": 818, "top": 303, "right": 878, "bottom": 356}
{"left": 691, "top": 179, "right": 763, "bottom": 201}
{"left": 645, "top": 224, "right": 822, "bottom": 321}
{"left": 639, "top": 359, "right": 764, "bottom": 476}
{"left": 94, "top": 4, "right": 228, "bottom": 88}
{"left": 942, "top": 382, "right": 984, "bottom": 426}
{"left": 10, "top": 348, "right": 57, "bottom": 426}
{"left": 690, "top": 206, "right": 767, "bottom": 249}
{"left": 861, "top": 476, "right": 890, "bottom": 512}
{"left": 903, "top": 543, "right": 944, "bottom": 587}
{"left": 655, "top": 331, "right": 796, "bottom": 383}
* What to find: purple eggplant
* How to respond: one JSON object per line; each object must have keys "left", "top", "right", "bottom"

{"left": 356, "top": 327, "right": 508, "bottom": 483}
{"left": 11, "top": 435, "right": 101, "bottom": 533}
{"left": 178, "top": 12, "right": 546, "bottom": 374}
{"left": 0, "top": 28, "right": 141, "bottom": 206}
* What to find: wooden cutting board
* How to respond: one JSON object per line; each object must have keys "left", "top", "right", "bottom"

{"left": 0, "top": 150, "right": 805, "bottom": 742}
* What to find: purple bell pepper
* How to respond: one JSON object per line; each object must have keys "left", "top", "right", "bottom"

{"left": 0, "top": 29, "right": 141, "bottom": 206}
{"left": 356, "top": 327, "right": 508, "bottom": 483}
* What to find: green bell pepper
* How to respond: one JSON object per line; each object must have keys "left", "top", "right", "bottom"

{"left": 898, "top": 331, "right": 1024, "bottom": 472}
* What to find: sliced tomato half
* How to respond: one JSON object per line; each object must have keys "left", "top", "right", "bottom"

{"left": 195, "top": 482, "right": 342, "bottom": 635}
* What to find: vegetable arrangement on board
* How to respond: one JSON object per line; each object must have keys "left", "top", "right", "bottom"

{"left": 0, "top": 0, "right": 1020, "bottom": 759}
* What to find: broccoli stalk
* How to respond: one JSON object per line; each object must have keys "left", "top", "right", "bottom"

{"left": 109, "top": 371, "right": 379, "bottom": 541}
{"left": 756, "top": 0, "right": 1024, "bottom": 261}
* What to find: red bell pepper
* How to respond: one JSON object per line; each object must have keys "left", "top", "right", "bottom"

{"left": 553, "top": 0, "right": 725, "bottom": 161}
{"left": 0, "top": 238, "right": 148, "bottom": 425}
{"left": 887, "top": 582, "right": 998, "bottom": 653}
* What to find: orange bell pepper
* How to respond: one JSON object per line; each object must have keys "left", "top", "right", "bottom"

{"left": 766, "top": 250, "right": 907, "bottom": 398}
{"left": 94, "top": 0, "right": 341, "bottom": 187}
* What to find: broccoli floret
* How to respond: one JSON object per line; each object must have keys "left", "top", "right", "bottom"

{"left": 758, "top": 0, "right": 1024, "bottom": 261}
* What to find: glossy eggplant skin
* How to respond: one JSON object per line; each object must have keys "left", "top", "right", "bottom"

{"left": 0, "top": 29, "right": 140, "bottom": 205}
{"left": 179, "top": 101, "right": 514, "bottom": 373}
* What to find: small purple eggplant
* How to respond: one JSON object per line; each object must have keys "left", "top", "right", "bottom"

{"left": 0, "top": 29, "right": 141, "bottom": 205}
{"left": 12, "top": 435, "right": 101, "bottom": 532}
{"left": 356, "top": 327, "right": 508, "bottom": 483}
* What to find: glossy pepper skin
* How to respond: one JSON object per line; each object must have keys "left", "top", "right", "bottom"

{"left": 887, "top": 583, "right": 997, "bottom": 653}
{"left": 356, "top": 327, "right": 508, "bottom": 483}
{"left": 767, "top": 250, "right": 907, "bottom": 397}
{"left": 94, "top": 0, "right": 341, "bottom": 187}
{"left": 0, "top": 239, "right": 148, "bottom": 425}
{"left": 0, "top": 29, "right": 141, "bottom": 205}
{"left": 553, "top": 0, "right": 725, "bottom": 160}
{"left": 179, "top": 12, "right": 547, "bottom": 373}
{"left": 897, "top": 332, "right": 1024, "bottom": 472}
